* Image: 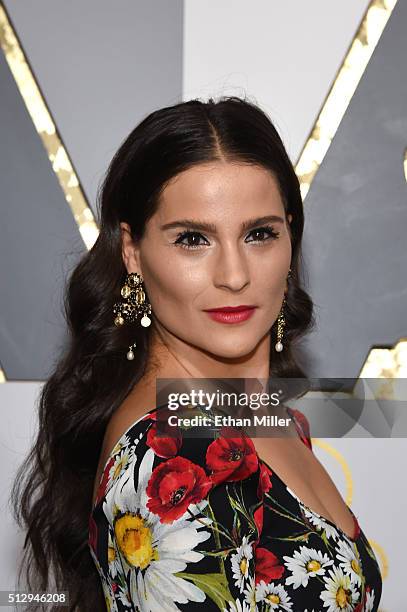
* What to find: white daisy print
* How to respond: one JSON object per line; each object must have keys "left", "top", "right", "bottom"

{"left": 116, "top": 583, "right": 132, "bottom": 609}
{"left": 102, "top": 581, "right": 116, "bottom": 612}
{"left": 283, "top": 546, "right": 334, "bottom": 588}
{"left": 107, "top": 528, "right": 121, "bottom": 579}
{"left": 364, "top": 588, "right": 375, "bottom": 612}
{"left": 110, "top": 433, "right": 132, "bottom": 457}
{"left": 335, "top": 539, "right": 363, "bottom": 586}
{"left": 243, "top": 573, "right": 256, "bottom": 608}
{"left": 103, "top": 447, "right": 213, "bottom": 612}
{"left": 320, "top": 566, "right": 359, "bottom": 611}
{"left": 108, "top": 445, "right": 136, "bottom": 486}
{"left": 230, "top": 535, "right": 254, "bottom": 592}
{"left": 256, "top": 581, "right": 293, "bottom": 611}
{"left": 302, "top": 507, "right": 340, "bottom": 541}
{"left": 223, "top": 598, "right": 251, "bottom": 612}
{"left": 285, "top": 487, "right": 341, "bottom": 541}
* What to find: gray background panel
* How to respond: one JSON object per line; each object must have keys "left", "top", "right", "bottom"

{"left": 0, "top": 0, "right": 184, "bottom": 380}
{"left": 2, "top": 0, "right": 184, "bottom": 209}
{"left": 0, "top": 49, "right": 83, "bottom": 380}
{"left": 301, "top": 0, "right": 407, "bottom": 377}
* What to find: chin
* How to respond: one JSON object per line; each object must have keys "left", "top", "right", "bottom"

{"left": 204, "top": 339, "right": 259, "bottom": 361}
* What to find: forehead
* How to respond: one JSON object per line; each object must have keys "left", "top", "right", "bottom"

{"left": 158, "top": 161, "right": 284, "bottom": 220}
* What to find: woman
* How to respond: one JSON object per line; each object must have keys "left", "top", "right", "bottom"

{"left": 12, "top": 97, "right": 382, "bottom": 611}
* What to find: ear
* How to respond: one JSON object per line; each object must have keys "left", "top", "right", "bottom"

{"left": 287, "top": 213, "right": 293, "bottom": 224}
{"left": 120, "top": 222, "right": 142, "bottom": 274}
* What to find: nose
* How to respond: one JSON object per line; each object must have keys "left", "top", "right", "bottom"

{"left": 213, "top": 243, "right": 250, "bottom": 292}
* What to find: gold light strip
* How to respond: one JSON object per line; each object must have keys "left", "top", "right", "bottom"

{"left": 360, "top": 338, "right": 407, "bottom": 378}
{"left": 369, "top": 539, "right": 390, "bottom": 580}
{"left": 311, "top": 439, "right": 353, "bottom": 505}
{"left": 0, "top": 3, "right": 99, "bottom": 251}
{"left": 295, "top": 0, "right": 398, "bottom": 200}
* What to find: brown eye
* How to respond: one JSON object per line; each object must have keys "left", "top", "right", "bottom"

{"left": 246, "top": 226, "right": 280, "bottom": 243}
{"left": 174, "top": 231, "right": 209, "bottom": 250}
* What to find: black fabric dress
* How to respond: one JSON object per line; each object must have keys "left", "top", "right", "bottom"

{"left": 89, "top": 404, "right": 382, "bottom": 611}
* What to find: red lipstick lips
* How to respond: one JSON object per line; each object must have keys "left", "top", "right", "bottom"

{"left": 203, "top": 305, "right": 257, "bottom": 324}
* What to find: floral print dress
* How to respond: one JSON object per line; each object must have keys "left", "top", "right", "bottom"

{"left": 89, "top": 404, "right": 382, "bottom": 612}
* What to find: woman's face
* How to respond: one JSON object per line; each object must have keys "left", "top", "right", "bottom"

{"left": 121, "top": 161, "right": 292, "bottom": 360}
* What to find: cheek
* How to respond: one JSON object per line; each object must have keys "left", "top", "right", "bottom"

{"left": 253, "top": 246, "right": 289, "bottom": 287}
{"left": 249, "top": 254, "right": 289, "bottom": 322}
{"left": 143, "top": 258, "right": 205, "bottom": 316}
{"left": 264, "top": 272, "right": 287, "bottom": 297}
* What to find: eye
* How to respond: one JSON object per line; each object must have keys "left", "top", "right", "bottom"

{"left": 245, "top": 226, "right": 280, "bottom": 243}
{"left": 173, "top": 225, "right": 280, "bottom": 251}
{"left": 174, "top": 230, "right": 209, "bottom": 250}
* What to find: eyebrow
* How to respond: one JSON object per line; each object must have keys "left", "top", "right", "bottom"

{"left": 160, "top": 215, "right": 285, "bottom": 233}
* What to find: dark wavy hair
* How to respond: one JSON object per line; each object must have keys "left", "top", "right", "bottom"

{"left": 11, "top": 95, "right": 314, "bottom": 610}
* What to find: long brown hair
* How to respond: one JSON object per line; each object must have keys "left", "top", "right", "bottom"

{"left": 11, "top": 96, "right": 314, "bottom": 610}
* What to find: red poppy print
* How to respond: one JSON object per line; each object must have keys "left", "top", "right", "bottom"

{"left": 257, "top": 460, "right": 273, "bottom": 498}
{"left": 146, "top": 455, "right": 213, "bottom": 523}
{"left": 146, "top": 419, "right": 182, "bottom": 458}
{"left": 89, "top": 402, "right": 382, "bottom": 611}
{"left": 287, "top": 407, "right": 312, "bottom": 450}
{"left": 95, "top": 455, "right": 114, "bottom": 506}
{"left": 255, "top": 547, "right": 285, "bottom": 584}
{"left": 353, "top": 513, "right": 361, "bottom": 540}
{"left": 254, "top": 504, "right": 264, "bottom": 540}
{"left": 205, "top": 428, "right": 259, "bottom": 485}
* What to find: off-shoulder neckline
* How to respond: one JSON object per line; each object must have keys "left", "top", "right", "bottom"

{"left": 93, "top": 406, "right": 361, "bottom": 543}
{"left": 105, "top": 404, "right": 163, "bottom": 456}
{"left": 93, "top": 403, "right": 305, "bottom": 510}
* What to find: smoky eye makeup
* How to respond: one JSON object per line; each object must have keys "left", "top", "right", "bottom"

{"left": 172, "top": 225, "right": 281, "bottom": 250}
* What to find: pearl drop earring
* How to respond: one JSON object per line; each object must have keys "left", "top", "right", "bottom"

{"left": 275, "top": 297, "right": 286, "bottom": 352}
{"left": 112, "top": 271, "right": 152, "bottom": 360}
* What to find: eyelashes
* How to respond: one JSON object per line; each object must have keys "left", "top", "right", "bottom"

{"left": 173, "top": 226, "right": 281, "bottom": 251}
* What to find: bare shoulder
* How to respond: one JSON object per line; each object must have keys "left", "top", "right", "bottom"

{"left": 108, "top": 382, "right": 156, "bottom": 446}
{"left": 92, "top": 378, "right": 156, "bottom": 505}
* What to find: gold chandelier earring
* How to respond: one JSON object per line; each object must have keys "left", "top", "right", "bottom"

{"left": 275, "top": 268, "right": 291, "bottom": 353}
{"left": 113, "top": 271, "right": 152, "bottom": 360}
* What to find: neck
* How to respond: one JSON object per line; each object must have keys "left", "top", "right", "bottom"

{"left": 145, "top": 322, "right": 271, "bottom": 393}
